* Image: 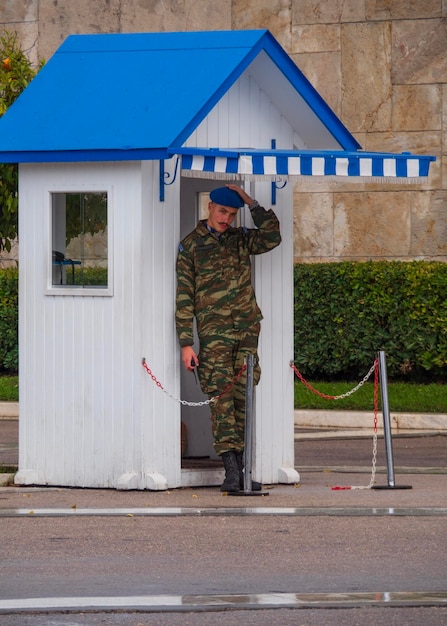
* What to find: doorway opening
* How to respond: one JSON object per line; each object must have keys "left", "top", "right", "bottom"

{"left": 179, "top": 177, "right": 220, "bottom": 473}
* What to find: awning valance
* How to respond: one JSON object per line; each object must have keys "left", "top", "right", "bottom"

{"left": 175, "top": 148, "right": 435, "bottom": 182}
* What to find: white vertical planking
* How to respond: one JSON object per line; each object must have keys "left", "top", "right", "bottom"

{"left": 17, "top": 161, "right": 154, "bottom": 488}
{"left": 18, "top": 164, "right": 41, "bottom": 484}
{"left": 187, "top": 71, "right": 299, "bottom": 151}
{"left": 255, "top": 185, "right": 296, "bottom": 484}
{"left": 112, "top": 161, "right": 141, "bottom": 487}
{"left": 139, "top": 160, "right": 182, "bottom": 488}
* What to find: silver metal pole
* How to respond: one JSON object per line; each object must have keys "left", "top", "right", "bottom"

{"left": 378, "top": 350, "right": 395, "bottom": 488}
{"left": 229, "top": 353, "right": 268, "bottom": 496}
{"left": 243, "top": 354, "right": 255, "bottom": 492}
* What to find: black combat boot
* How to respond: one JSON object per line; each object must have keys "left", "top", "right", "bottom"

{"left": 220, "top": 451, "right": 240, "bottom": 492}
{"left": 235, "top": 451, "right": 262, "bottom": 491}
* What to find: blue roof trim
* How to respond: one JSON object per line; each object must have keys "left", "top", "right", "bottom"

{"left": 0, "top": 149, "right": 170, "bottom": 164}
{"left": 58, "top": 29, "right": 268, "bottom": 53}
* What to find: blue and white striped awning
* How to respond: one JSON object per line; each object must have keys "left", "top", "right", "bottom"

{"left": 175, "top": 148, "right": 435, "bottom": 182}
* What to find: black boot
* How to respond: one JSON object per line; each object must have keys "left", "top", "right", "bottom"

{"left": 220, "top": 451, "right": 241, "bottom": 492}
{"left": 236, "top": 451, "right": 262, "bottom": 491}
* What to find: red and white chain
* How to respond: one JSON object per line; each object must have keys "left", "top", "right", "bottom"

{"left": 142, "top": 358, "right": 246, "bottom": 407}
{"left": 290, "top": 360, "right": 376, "bottom": 400}
{"left": 291, "top": 358, "right": 380, "bottom": 490}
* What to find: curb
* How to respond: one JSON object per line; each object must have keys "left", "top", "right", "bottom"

{"left": 1, "top": 405, "right": 446, "bottom": 432}
{"left": 0, "top": 402, "right": 18, "bottom": 419}
{"left": 294, "top": 410, "right": 447, "bottom": 432}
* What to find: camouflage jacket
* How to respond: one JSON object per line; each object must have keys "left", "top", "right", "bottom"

{"left": 175, "top": 203, "right": 281, "bottom": 347}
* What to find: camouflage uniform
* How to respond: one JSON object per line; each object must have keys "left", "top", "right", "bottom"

{"left": 176, "top": 202, "right": 281, "bottom": 455}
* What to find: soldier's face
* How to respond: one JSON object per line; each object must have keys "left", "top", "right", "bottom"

{"left": 207, "top": 202, "right": 239, "bottom": 233}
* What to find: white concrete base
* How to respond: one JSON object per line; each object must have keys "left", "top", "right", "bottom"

{"left": 181, "top": 468, "right": 224, "bottom": 488}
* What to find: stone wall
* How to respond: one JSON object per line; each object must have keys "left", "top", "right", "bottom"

{"left": 1, "top": 0, "right": 445, "bottom": 262}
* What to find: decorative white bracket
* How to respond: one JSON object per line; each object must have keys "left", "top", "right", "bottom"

{"left": 278, "top": 466, "right": 300, "bottom": 484}
{"left": 145, "top": 472, "right": 168, "bottom": 491}
{"left": 116, "top": 472, "right": 140, "bottom": 490}
{"left": 14, "top": 469, "right": 39, "bottom": 485}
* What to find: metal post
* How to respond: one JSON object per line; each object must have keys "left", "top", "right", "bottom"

{"left": 229, "top": 353, "right": 268, "bottom": 496}
{"left": 378, "top": 350, "right": 395, "bottom": 487}
{"left": 373, "top": 351, "right": 412, "bottom": 490}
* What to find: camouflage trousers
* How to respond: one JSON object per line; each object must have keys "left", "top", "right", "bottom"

{"left": 197, "top": 324, "right": 261, "bottom": 456}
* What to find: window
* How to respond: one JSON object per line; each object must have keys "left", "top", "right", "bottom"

{"left": 51, "top": 192, "right": 108, "bottom": 288}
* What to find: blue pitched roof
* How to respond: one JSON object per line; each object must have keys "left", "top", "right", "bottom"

{"left": 0, "top": 30, "right": 360, "bottom": 163}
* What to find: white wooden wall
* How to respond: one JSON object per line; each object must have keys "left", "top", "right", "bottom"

{"left": 16, "top": 161, "right": 181, "bottom": 488}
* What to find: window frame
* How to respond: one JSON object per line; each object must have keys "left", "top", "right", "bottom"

{"left": 45, "top": 185, "right": 114, "bottom": 297}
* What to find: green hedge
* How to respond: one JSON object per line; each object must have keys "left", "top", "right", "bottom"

{"left": 294, "top": 261, "right": 447, "bottom": 382}
{"left": 1, "top": 261, "right": 447, "bottom": 381}
{"left": 0, "top": 267, "right": 18, "bottom": 373}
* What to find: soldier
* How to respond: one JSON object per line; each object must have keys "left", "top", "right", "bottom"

{"left": 175, "top": 184, "right": 281, "bottom": 492}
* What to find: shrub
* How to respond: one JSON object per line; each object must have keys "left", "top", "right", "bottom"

{"left": 0, "top": 266, "right": 18, "bottom": 372}
{"left": 294, "top": 261, "right": 447, "bottom": 382}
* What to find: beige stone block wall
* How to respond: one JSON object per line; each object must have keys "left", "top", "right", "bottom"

{"left": 289, "top": 1, "right": 446, "bottom": 262}
{"left": 0, "top": 0, "right": 445, "bottom": 264}
{"left": 37, "top": 0, "right": 232, "bottom": 61}
{"left": 391, "top": 17, "right": 447, "bottom": 85}
{"left": 333, "top": 191, "right": 411, "bottom": 259}
{"left": 341, "top": 22, "right": 393, "bottom": 133}
{"left": 232, "top": 0, "right": 291, "bottom": 49}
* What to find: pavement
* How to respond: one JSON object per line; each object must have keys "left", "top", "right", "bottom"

{"left": 0, "top": 413, "right": 446, "bottom": 625}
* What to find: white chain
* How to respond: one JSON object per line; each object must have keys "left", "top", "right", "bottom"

{"left": 330, "top": 362, "right": 377, "bottom": 399}
{"left": 367, "top": 432, "right": 378, "bottom": 488}
{"left": 160, "top": 387, "right": 215, "bottom": 407}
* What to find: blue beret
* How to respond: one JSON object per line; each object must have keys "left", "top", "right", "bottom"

{"left": 210, "top": 187, "right": 244, "bottom": 209}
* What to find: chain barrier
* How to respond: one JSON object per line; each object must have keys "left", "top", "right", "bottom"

{"left": 141, "top": 357, "right": 247, "bottom": 407}
{"left": 143, "top": 355, "right": 381, "bottom": 489}
{"left": 291, "top": 358, "right": 380, "bottom": 490}
{"left": 289, "top": 360, "right": 376, "bottom": 399}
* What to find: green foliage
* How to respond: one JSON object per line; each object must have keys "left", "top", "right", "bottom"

{"left": 73, "top": 266, "right": 108, "bottom": 286}
{"left": 0, "top": 267, "right": 18, "bottom": 372}
{"left": 0, "top": 375, "right": 18, "bottom": 401}
{"left": 65, "top": 192, "right": 107, "bottom": 245}
{"left": 0, "top": 31, "right": 44, "bottom": 252}
{"left": 294, "top": 261, "right": 447, "bottom": 382}
{"left": 0, "top": 160, "right": 18, "bottom": 253}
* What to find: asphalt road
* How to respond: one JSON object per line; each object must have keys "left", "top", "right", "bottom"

{"left": 0, "top": 424, "right": 446, "bottom": 625}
